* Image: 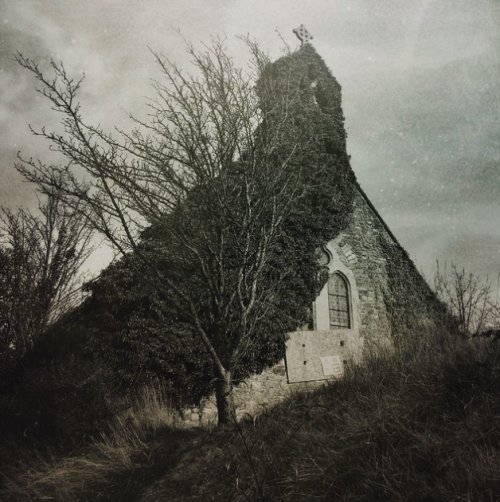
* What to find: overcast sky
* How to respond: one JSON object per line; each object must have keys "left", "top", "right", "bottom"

{"left": 1, "top": 0, "right": 499, "bottom": 288}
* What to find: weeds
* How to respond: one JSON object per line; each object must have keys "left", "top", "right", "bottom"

{"left": 0, "top": 385, "right": 182, "bottom": 502}
{"left": 2, "top": 330, "right": 500, "bottom": 501}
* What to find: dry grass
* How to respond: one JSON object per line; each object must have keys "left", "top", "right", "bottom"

{"left": 1, "top": 445, "right": 136, "bottom": 502}
{"left": 0, "top": 385, "right": 182, "bottom": 502}
{"left": 144, "top": 330, "right": 500, "bottom": 502}
{"left": 2, "top": 330, "right": 500, "bottom": 501}
{"left": 105, "top": 384, "right": 178, "bottom": 438}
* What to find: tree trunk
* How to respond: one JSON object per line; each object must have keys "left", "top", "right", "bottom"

{"left": 215, "top": 370, "right": 234, "bottom": 426}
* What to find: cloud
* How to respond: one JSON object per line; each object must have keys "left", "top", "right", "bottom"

{"left": 1, "top": 0, "right": 499, "bottom": 284}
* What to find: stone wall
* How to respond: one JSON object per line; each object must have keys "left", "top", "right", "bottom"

{"left": 329, "top": 186, "right": 394, "bottom": 347}
{"left": 325, "top": 184, "right": 443, "bottom": 347}
{"left": 332, "top": 185, "right": 444, "bottom": 344}
{"left": 179, "top": 360, "right": 327, "bottom": 427}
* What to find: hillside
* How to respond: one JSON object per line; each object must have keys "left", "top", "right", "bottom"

{"left": 2, "top": 329, "right": 500, "bottom": 502}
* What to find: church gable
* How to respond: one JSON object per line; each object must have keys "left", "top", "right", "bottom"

{"left": 279, "top": 40, "right": 441, "bottom": 383}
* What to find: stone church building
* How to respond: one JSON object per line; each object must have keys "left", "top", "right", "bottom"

{"left": 185, "top": 39, "right": 444, "bottom": 425}
{"left": 188, "top": 179, "right": 442, "bottom": 425}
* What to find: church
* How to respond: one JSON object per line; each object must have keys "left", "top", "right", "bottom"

{"left": 190, "top": 30, "right": 444, "bottom": 424}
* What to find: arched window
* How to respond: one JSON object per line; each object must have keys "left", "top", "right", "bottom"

{"left": 328, "top": 273, "right": 351, "bottom": 329}
{"left": 318, "top": 248, "right": 331, "bottom": 267}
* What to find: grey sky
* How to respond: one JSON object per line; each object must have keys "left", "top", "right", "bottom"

{"left": 1, "top": 0, "right": 499, "bottom": 286}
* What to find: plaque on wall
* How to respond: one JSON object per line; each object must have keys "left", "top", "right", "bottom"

{"left": 320, "top": 355, "right": 342, "bottom": 376}
{"left": 285, "top": 331, "right": 345, "bottom": 383}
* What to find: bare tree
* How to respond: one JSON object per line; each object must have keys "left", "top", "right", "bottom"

{"left": 434, "top": 262, "right": 500, "bottom": 336}
{"left": 14, "top": 38, "right": 353, "bottom": 424}
{"left": 0, "top": 193, "right": 94, "bottom": 369}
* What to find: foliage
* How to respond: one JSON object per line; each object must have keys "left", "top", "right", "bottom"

{"left": 84, "top": 254, "right": 216, "bottom": 408}
{"left": 0, "top": 357, "right": 119, "bottom": 454}
{"left": 0, "top": 193, "right": 93, "bottom": 374}
{"left": 378, "top": 236, "right": 452, "bottom": 342}
{"left": 15, "top": 38, "right": 356, "bottom": 424}
{"left": 0, "top": 301, "right": 125, "bottom": 453}
{"left": 434, "top": 261, "right": 500, "bottom": 336}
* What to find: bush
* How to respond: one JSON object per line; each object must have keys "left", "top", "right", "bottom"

{"left": 0, "top": 357, "right": 120, "bottom": 454}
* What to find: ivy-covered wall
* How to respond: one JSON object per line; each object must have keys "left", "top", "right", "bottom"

{"left": 264, "top": 42, "right": 348, "bottom": 157}
{"left": 178, "top": 44, "right": 447, "bottom": 425}
{"left": 329, "top": 186, "right": 446, "bottom": 348}
{"left": 178, "top": 184, "right": 448, "bottom": 426}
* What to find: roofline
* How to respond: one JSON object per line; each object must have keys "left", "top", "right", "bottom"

{"left": 354, "top": 180, "right": 409, "bottom": 256}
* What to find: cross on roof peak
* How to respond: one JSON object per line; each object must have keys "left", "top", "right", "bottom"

{"left": 293, "top": 24, "right": 313, "bottom": 45}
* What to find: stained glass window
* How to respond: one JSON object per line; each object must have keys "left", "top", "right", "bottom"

{"left": 328, "top": 273, "right": 351, "bottom": 329}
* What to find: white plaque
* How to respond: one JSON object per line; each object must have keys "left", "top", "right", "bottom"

{"left": 320, "top": 355, "right": 342, "bottom": 376}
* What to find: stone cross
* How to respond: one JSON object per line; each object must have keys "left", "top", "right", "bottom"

{"left": 293, "top": 24, "right": 313, "bottom": 45}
